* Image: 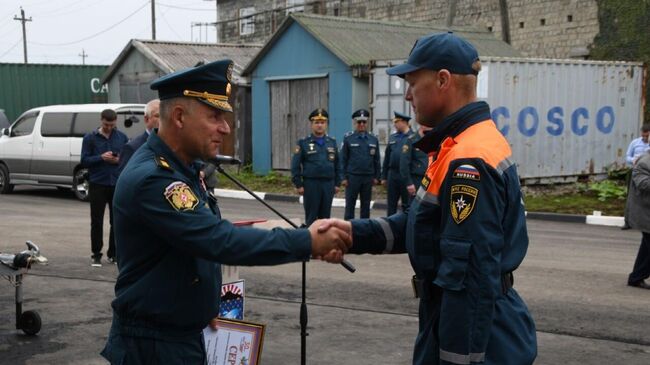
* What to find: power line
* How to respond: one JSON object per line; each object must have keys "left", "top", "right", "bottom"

{"left": 29, "top": 1, "right": 149, "bottom": 47}
{"left": 157, "top": 2, "right": 213, "bottom": 11}
{"left": 0, "top": 38, "right": 22, "bottom": 59}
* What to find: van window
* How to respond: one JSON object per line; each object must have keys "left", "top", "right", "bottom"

{"left": 41, "top": 112, "right": 74, "bottom": 137}
{"left": 72, "top": 112, "right": 100, "bottom": 137}
{"left": 11, "top": 114, "right": 38, "bottom": 137}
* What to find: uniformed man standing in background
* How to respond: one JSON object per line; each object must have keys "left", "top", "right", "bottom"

{"left": 400, "top": 124, "right": 433, "bottom": 199}
{"left": 340, "top": 109, "right": 381, "bottom": 219}
{"left": 381, "top": 111, "right": 414, "bottom": 215}
{"left": 101, "top": 60, "right": 351, "bottom": 364}
{"left": 291, "top": 109, "right": 342, "bottom": 225}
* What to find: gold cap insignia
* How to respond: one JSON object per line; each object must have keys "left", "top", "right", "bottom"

{"left": 164, "top": 181, "right": 199, "bottom": 212}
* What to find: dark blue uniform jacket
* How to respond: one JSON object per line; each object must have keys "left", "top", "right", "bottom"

{"left": 381, "top": 129, "right": 414, "bottom": 180}
{"left": 110, "top": 131, "right": 311, "bottom": 338}
{"left": 340, "top": 131, "right": 381, "bottom": 179}
{"left": 81, "top": 128, "right": 128, "bottom": 186}
{"left": 400, "top": 132, "right": 429, "bottom": 187}
{"left": 291, "top": 134, "right": 342, "bottom": 187}
{"left": 350, "top": 102, "right": 537, "bottom": 365}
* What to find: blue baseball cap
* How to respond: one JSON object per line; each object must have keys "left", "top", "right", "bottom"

{"left": 386, "top": 32, "right": 480, "bottom": 77}
{"left": 150, "top": 59, "right": 233, "bottom": 112}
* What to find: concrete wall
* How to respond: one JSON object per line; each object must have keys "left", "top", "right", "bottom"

{"left": 216, "top": 0, "right": 599, "bottom": 59}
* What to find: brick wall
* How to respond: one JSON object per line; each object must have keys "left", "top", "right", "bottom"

{"left": 215, "top": 0, "right": 600, "bottom": 59}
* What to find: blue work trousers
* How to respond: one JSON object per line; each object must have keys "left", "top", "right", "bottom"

{"left": 344, "top": 175, "right": 373, "bottom": 220}
{"left": 303, "top": 178, "right": 335, "bottom": 225}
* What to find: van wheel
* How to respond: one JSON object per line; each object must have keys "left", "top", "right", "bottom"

{"left": 0, "top": 164, "right": 14, "bottom": 194}
{"left": 72, "top": 168, "right": 90, "bottom": 202}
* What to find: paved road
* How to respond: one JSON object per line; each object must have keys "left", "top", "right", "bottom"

{"left": 0, "top": 187, "right": 649, "bottom": 364}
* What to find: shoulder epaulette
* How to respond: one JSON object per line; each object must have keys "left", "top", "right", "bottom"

{"left": 155, "top": 156, "right": 174, "bottom": 172}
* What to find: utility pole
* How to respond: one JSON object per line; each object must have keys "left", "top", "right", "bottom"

{"left": 151, "top": 0, "right": 156, "bottom": 40}
{"left": 79, "top": 49, "right": 88, "bottom": 65}
{"left": 204, "top": 0, "right": 218, "bottom": 43}
{"left": 13, "top": 7, "right": 32, "bottom": 64}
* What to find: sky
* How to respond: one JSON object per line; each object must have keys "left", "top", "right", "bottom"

{"left": 0, "top": 0, "right": 220, "bottom": 65}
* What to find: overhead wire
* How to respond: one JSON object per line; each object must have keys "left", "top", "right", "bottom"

{"left": 28, "top": 1, "right": 149, "bottom": 47}
{"left": 0, "top": 38, "right": 23, "bottom": 59}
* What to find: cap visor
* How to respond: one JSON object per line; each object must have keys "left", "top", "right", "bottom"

{"left": 386, "top": 63, "right": 420, "bottom": 76}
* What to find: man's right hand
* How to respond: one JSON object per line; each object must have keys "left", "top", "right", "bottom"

{"left": 308, "top": 219, "right": 352, "bottom": 258}
{"left": 407, "top": 184, "right": 416, "bottom": 195}
{"left": 296, "top": 187, "right": 304, "bottom": 195}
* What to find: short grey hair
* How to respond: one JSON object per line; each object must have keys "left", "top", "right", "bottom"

{"left": 144, "top": 99, "right": 160, "bottom": 117}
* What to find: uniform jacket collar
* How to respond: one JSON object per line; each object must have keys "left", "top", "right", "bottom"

{"left": 414, "top": 101, "right": 491, "bottom": 153}
{"left": 148, "top": 130, "right": 200, "bottom": 178}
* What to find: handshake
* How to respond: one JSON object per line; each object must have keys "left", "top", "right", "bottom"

{"left": 308, "top": 218, "right": 353, "bottom": 263}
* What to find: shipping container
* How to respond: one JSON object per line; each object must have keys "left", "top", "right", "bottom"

{"left": 0, "top": 63, "right": 108, "bottom": 122}
{"left": 370, "top": 57, "right": 646, "bottom": 182}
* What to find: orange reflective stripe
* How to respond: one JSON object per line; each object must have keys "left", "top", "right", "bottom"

{"left": 424, "top": 120, "right": 512, "bottom": 196}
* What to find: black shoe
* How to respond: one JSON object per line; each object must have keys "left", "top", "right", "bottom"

{"left": 621, "top": 224, "right": 631, "bottom": 230}
{"left": 628, "top": 280, "right": 650, "bottom": 289}
{"left": 91, "top": 258, "right": 102, "bottom": 267}
{"left": 106, "top": 257, "right": 117, "bottom": 265}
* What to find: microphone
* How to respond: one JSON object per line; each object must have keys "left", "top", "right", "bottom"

{"left": 208, "top": 155, "right": 241, "bottom": 165}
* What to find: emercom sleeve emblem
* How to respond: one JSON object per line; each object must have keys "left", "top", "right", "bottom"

{"left": 164, "top": 181, "right": 199, "bottom": 211}
{"left": 450, "top": 184, "right": 478, "bottom": 224}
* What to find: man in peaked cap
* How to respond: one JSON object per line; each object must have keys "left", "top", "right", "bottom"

{"left": 316, "top": 32, "right": 537, "bottom": 364}
{"left": 101, "top": 60, "right": 351, "bottom": 364}
{"left": 291, "top": 108, "right": 342, "bottom": 225}
{"left": 340, "top": 109, "right": 381, "bottom": 219}
{"left": 381, "top": 111, "right": 414, "bottom": 215}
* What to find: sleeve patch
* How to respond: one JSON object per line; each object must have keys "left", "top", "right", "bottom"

{"left": 450, "top": 184, "right": 478, "bottom": 224}
{"left": 452, "top": 164, "right": 480, "bottom": 181}
{"left": 402, "top": 144, "right": 410, "bottom": 153}
{"left": 294, "top": 146, "right": 301, "bottom": 154}
{"left": 164, "top": 181, "right": 199, "bottom": 211}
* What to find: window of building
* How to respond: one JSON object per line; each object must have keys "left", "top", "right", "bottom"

{"left": 567, "top": 15, "right": 573, "bottom": 22}
{"left": 239, "top": 7, "right": 255, "bottom": 36}
{"left": 41, "top": 113, "right": 73, "bottom": 137}
{"left": 519, "top": 21, "right": 524, "bottom": 28}
{"left": 488, "top": 26, "right": 493, "bottom": 32}
{"left": 540, "top": 18, "right": 546, "bottom": 26}
{"left": 286, "top": 0, "right": 305, "bottom": 14}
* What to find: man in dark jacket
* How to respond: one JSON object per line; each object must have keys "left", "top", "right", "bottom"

{"left": 117, "top": 99, "right": 160, "bottom": 173}
{"left": 101, "top": 60, "right": 351, "bottom": 364}
{"left": 319, "top": 32, "right": 537, "bottom": 365}
{"left": 625, "top": 149, "right": 650, "bottom": 289}
{"left": 340, "top": 109, "right": 381, "bottom": 219}
{"left": 81, "top": 109, "right": 128, "bottom": 267}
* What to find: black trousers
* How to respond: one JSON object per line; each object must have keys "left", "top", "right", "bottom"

{"left": 302, "top": 178, "right": 335, "bottom": 226}
{"left": 344, "top": 175, "right": 373, "bottom": 220}
{"left": 89, "top": 182, "right": 116, "bottom": 260}
{"left": 386, "top": 171, "right": 410, "bottom": 216}
{"left": 628, "top": 231, "right": 650, "bottom": 284}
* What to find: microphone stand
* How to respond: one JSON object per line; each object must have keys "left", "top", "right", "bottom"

{"left": 213, "top": 163, "right": 355, "bottom": 365}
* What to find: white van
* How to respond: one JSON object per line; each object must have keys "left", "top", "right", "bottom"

{"left": 0, "top": 104, "right": 145, "bottom": 201}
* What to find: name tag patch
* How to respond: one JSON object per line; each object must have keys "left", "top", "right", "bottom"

{"left": 452, "top": 164, "right": 480, "bottom": 181}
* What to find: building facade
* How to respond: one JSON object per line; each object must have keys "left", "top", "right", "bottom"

{"left": 215, "top": 0, "right": 598, "bottom": 59}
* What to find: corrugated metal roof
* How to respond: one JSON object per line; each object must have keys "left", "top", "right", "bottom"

{"left": 102, "top": 40, "right": 262, "bottom": 83}
{"left": 243, "top": 13, "right": 520, "bottom": 74}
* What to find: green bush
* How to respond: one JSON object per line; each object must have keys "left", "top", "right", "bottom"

{"left": 588, "top": 180, "right": 627, "bottom": 201}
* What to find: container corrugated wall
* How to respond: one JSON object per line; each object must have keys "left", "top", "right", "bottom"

{"left": 370, "top": 57, "right": 646, "bottom": 181}
{"left": 0, "top": 63, "right": 108, "bottom": 122}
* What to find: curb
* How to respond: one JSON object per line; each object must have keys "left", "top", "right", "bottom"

{"left": 215, "top": 188, "right": 624, "bottom": 227}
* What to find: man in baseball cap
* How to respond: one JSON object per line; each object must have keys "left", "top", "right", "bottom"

{"left": 321, "top": 32, "right": 537, "bottom": 364}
